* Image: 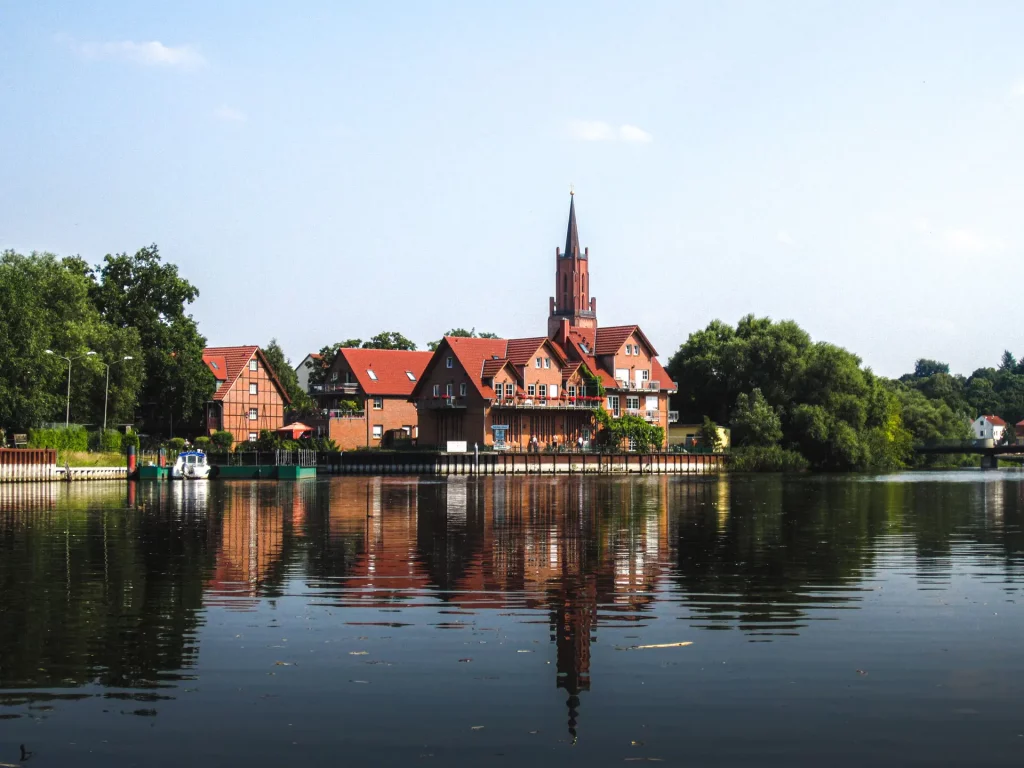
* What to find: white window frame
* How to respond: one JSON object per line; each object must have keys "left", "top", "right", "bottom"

{"left": 248, "top": 432, "right": 257, "bottom": 442}
{"left": 446, "top": 357, "right": 454, "bottom": 369}
{"left": 433, "top": 384, "right": 440, "bottom": 397}
{"left": 608, "top": 395, "right": 620, "bottom": 416}
{"left": 626, "top": 396, "right": 640, "bottom": 410}
{"left": 406, "top": 371, "right": 416, "bottom": 381}
{"left": 528, "top": 384, "right": 536, "bottom": 396}
{"left": 633, "top": 345, "right": 639, "bottom": 356}
{"left": 641, "top": 369, "right": 650, "bottom": 381}
{"left": 373, "top": 396, "right": 383, "bottom": 410}
{"left": 249, "top": 382, "right": 258, "bottom": 395}
{"left": 568, "top": 385, "right": 576, "bottom": 397}
{"left": 372, "top": 425, "right": 383, "bottom": 439}
{"left": 331, "top": 371, "right": 338, "bottom": 381}
{"left": 460, "top": 382, "right": 467, "bottom": 396}
{"left": 646, "top": 395, "right": 659, "bottom": 410}
{"left": 543, "top": 357, "right": 550, "bottom": 369}
{"left": 249, "top": 359, "right": 258, "bottom": 371}
{"left": 248, "top": 407, "right": 258, "bottom": 421}
{"left": 535, "top": 358, "right": 541, "bottom": 368}
{"left": 446, "top": 383, "right": 453, "bottom": 396}
{"left": 367, "top": 369, "right": 378, "bottom": 381}
{"left": 549, "top": 384, "right": 558, "bottom": 399}
{"left": 624, "top": 345, "right": 631, "bottom": 356}
{"left": 505, "top": 382, "right": 514, "bottom": 397}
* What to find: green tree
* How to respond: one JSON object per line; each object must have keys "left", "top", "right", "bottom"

{"left": 911, "top": 359, "right": 950, "bottom": 378}
{"left": 91, "top": 245, "right": 213, "bottom": 437}
{"left": 263, "top": 338, "right": 314, "bottom": 414}
{"left": 363, "top": 331, "right": 417, "bottom": 350}
{"left": 700, "top": 417, "right": 722, "bottom": 452}
{"left": 730, "top": 388, "right": 782, "bottom": 447}
{"left": 1000, "top": 351, "right": 1018, "bottom": 372}
{"left": 427, "top": 328, "right": 500, "bottom": 351}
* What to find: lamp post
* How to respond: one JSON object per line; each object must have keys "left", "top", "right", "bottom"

{"left": 45, "top": 350, "right": 96, "bottom": 428}
{"left": 102, "top": 356, "right": 134, "bottom": 432}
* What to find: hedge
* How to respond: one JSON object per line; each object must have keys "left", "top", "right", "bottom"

{"left": 28, "top": 426, "right": 89, "bottom": 452}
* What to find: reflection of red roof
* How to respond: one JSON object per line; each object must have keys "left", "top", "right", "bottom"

{"left": 983, "top": 414, "right": 1007, "bottom": 426}
{"left": 203, "top": 346, "right": 291, "bottom": 404}
{"left": 338, "top": 349, "right": 433, "bottom": 396}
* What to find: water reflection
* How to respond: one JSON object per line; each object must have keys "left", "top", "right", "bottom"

{"left": 3, "top": 474, "right": 1024, "bottom": 760}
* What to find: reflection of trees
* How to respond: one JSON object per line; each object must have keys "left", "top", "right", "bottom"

{"left": 0, "top": 482, "right": 217, "bottom": 690}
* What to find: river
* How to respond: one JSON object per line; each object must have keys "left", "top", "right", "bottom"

{"left": 2, "top": 472, "right": 1024, "bottom": 766}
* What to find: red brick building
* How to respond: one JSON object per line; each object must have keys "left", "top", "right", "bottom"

{"left": 317, "top": 348, "right": 433, "bottom": 449}
{"left": 203, "top": 346, "right": 291, "bottom": 444}
{"left": 414, "top": 194, "right": 677, "bottom": 450}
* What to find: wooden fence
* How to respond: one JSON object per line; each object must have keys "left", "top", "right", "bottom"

{"left": 0, "top": 448, "right": 58, "bottom": 482}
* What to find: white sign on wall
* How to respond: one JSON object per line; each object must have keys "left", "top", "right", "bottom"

{"left": 446, "top": 441, "right": 468, "bottom": 453}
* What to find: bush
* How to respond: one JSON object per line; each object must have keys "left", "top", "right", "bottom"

{"left": 194, "top": 436, "right": 211, "bottom": 450}
{"left": 99, "top": 430, "right": 122, "bottom": 453}
{"left": 167, "top": 437, "right": 186, "bottom": 453}
{"left": 211, "top": 430, "right": 234, "bottom": 450}
{"left": 122, "top": 431, "right": 140, "bottom": 455}
{"left": 730, "top": 446, "right": 809, "bottom": 472}
{"left": 29, "top": 426, "right": 89, "bottom": 452}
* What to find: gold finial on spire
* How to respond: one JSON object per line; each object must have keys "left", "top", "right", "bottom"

{"left": 569, "top": 183, "right": 575, "bottom": 196}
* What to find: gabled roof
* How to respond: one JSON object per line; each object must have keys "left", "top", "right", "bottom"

{"left": 506, "top": 337, "right": 569, "bottom": 368}
{"left": 203, "top": 346, "right": 292, "bottom": 404}
{"left": 981, "top": 414, "right": 1007, "bottom": 426}
{"left": 442, "top": 336, "right": 510, "bottom": 398}
{"left": 481, "top": 357, "right": 511, "bottom": 378}
{"left": 336, "top": 348, "right": 433, "bottom": 396}
{"left": 594, "top": 325, "right": 658, "bottom": 356}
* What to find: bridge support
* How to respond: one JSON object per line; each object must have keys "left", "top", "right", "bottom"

{"left": 981, "top": 455, "right": 999, "bottom": 470}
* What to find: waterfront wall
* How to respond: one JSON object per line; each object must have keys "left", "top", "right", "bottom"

{"left": 320, "top": 451, "right": 725, "bottom": 476}
{"left": 0, "top": 448, "right": 58, "bottom": 482}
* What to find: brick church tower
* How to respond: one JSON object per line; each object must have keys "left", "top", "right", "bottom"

{"left": 548, "top": 192, "right": 598, "bottom": 340}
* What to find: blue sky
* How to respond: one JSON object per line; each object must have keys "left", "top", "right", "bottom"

{"left": 3, "top": 1, "right": 1024, "bottom": 377}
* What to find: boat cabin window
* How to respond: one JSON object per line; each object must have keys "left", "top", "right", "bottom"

{"left": 187, "top": 455, "right": 196, "bottom": 464}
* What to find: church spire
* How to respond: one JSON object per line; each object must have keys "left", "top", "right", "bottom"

{"left": 564, "top": 191, "right": 580, "bottom": 259}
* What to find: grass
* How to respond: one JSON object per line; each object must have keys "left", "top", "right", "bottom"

{"left": 56, "top": 451, "right": 126, "bottom": 467}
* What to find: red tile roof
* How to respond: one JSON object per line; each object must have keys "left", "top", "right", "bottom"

{"left": 594, "top": 325, "right": 658, "bottom": 356}
{"left": 481, "top": 357, "right": 510, "bottom": 378}
{"left": 203, "top": 346, "right": 292, "bottom": 404}
{"left": 982, "top": 414, "right": 1007, "bottom": 426}
{"left": 443, "top": 336, "right": 509, "bottom": 398}
{"left": 338, "top": 349, "right": 433, "bottom": 396}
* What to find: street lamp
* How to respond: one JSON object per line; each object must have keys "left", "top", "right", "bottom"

{"left": 101, "top": 356, "right": 134, "bottom": 432}
{"left": 45, "top": 350, "right": 96, "bottom": 428}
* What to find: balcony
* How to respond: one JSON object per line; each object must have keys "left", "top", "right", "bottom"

{"left": 327, "top": 409, "right": 364, "bottom": 419}
{"left": 613, "top": 379, "right": 661, "bottom": 392}
{"left": 491, "top": 396, "right": 601, "bottom": 410}
{"left": 322, "top": 382, "right": 360, "bottom": 395}
{"left": 419, "top": 395, "right": 468, "bottom": 409}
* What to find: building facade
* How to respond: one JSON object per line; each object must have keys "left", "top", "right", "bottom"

{"left": 294, "top": 352, "right": 321, "bottom": 394}
{"left": 414, "top": 194, "right": 678, "bottom": 450}
{"left": 315, "top": 348, "right": 432, "bottom": 449}
{"left": 203, "top": 346, "right": 291, "bottom": 444}
{"left": 972, "top": 414, "right": 1006, "bottom": 443}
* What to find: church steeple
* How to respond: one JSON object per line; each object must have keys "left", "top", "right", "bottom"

{"left": 565, "top": 192, "right": 581, "bottom": 259}
{"left": 549, "top": 192, "right": 598, "bottom": 340}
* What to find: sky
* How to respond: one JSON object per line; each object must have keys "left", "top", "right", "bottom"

{"left": 3, "top": 1, "right": 1024, "bottom": 378}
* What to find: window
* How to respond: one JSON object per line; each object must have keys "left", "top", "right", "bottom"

{"left": 628, "top": 436, "right": 637, "bottom": 452}
{"left": 248, "top": 432, "right": 257, "bottom": 442}
{"left": 373, "top": 397, "right": 383, "bottom": 410}
{"left": 459, "top": 382, "right": 467, "bottom": 396}
{"left": 372, "top": 425, "right": 383, "bottom": 439}
{"left": 433, "top": 384, "right": 440, "bottom": 397}
{"left": 446, "top": 383, "right": 453, "bottom": 396}
{"left": 249, "top": 359, "right": 258, "bottom": 371}
{"left": 627, "top": 396, "right": 640, "bottom": 410}
{"left": 646, "top": 395, "right": 658, "bottom": 410}
{"left": 210, "top": 361, "right": 219, "bottom": 371}
{"left": 249, "top": 383, "right": 258, "bottom": 395}
{"left": 641, "top": 369, "right": 650, "bottom": 381}
{"left": 633, "top": 345, "right": 640, "bottom": 356}
{"left": 367, "top": 369, "right": 378, "bottom": 381}
{"left": 406, "top": 371, "right": 416, "bottom": 381}
{"left": 446, "top": 357, "right": 454, "bottom": 369}
{"left": 331, "top": 372, "right": 338, "bottom": 382}
{"left": 568, "top": 385, "right": 576, "bottom": 397}
{"left": 535, "top": 358, "right": 541, "bottom": 368}
{"left": 402, "top": 425, "right": 412, "bottom": 436}
{"left": 505, "top": 382, "right": 514, "bottom": 397}
{"left": 543, "top": 358, "right": 550, "bottom": 369}
{"left": 608, "top": 395, "right": 620, "bottom": 416}
{"left": 248, "top": 408, "right": 258, "bottom": 421}
{"left": 549, "top": 384, "right": 558, "bottom": 399}
{"left": 528, "top": 384, "right": 536, "bottom": 396}
{"left": 625, "top": 345, "right": 631, "bottom": 356}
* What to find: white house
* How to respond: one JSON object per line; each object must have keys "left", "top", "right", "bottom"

{"left": 294, "top": 353, "right": 321, "bottom": 394}
{"left": 971, "top": 414, "right": 1006, "bottom": 443}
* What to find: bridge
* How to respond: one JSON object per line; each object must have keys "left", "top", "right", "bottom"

{"left": 915, "top": 440, "right": 1024, "bottom": 469}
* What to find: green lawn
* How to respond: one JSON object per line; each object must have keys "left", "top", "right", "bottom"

{"left": 57, "top": 451, "right": 126, "bottom": 467}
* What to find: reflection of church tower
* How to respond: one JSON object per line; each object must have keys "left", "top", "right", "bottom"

{"left": 551, "top": 572, "right": 596, "bottom": 742}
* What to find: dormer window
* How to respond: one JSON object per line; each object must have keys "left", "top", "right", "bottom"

{"left": 367, "top": 370, "right": 378, "bottom": 381}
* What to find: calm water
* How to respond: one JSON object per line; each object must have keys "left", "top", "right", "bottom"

{"left": 3, "top": 473, "right": 1024, "bottom": 766}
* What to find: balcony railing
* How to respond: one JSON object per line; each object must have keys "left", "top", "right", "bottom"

{"left": 613, "top": 379, "right": 661, "bottom": 391}
{"left": 419, "top": 395, "right": 468, "bottom": 409}
{"left": 668, "top": 411, "right": 679, "bottom": 423}
{"left": 322, "top": 382, "right": 360, "bottom": 394}
{"left": 491, "top": 396, "right": 601, "bottom": 410}
{"left": 327, "top": 409, "right": 364, "bottom": 419}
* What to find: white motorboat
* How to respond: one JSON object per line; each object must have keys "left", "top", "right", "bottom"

{"left": 171, "top": 450, "right": 212, "bottom": 480}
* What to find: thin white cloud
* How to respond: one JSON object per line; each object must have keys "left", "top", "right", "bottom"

{"left": 777, "top": 230, "right": 795, "bottom": 246}
{"left": 618, "top": 124, "right": 653, "bottom": 143}
{"left": 913, "top": 218, "right": 1003, "bottom": 254}
{"left": 67, "top": 36, "right": 206, "bottom": 69}
{"left": 568, "top": 120, "right": 653, "bottom": 143}
{"left": 214, "top": 105, "right": 246, "bottom": 123}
